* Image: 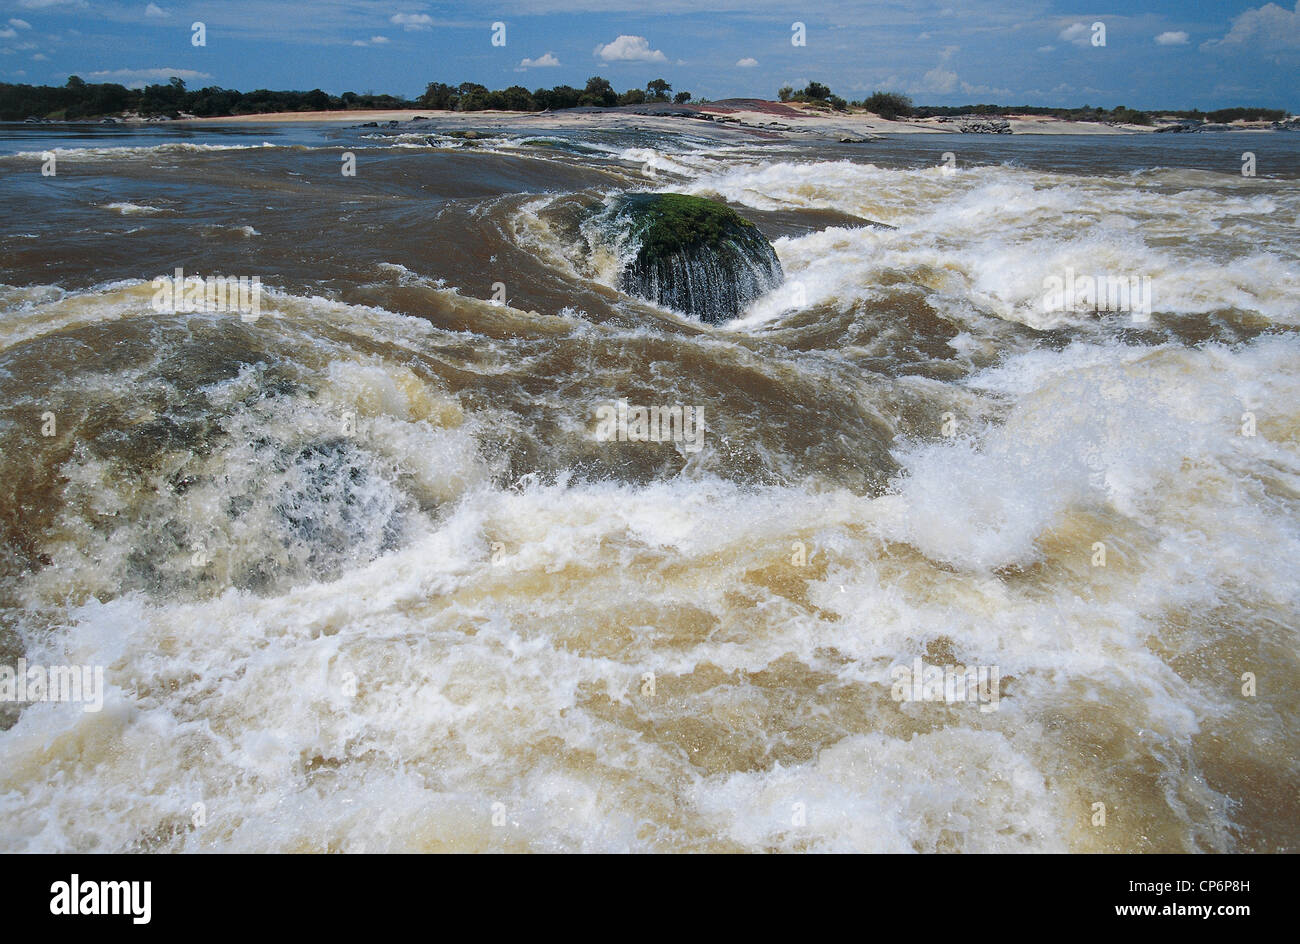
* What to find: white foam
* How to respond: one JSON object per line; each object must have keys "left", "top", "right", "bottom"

{"left": 684, "top": 160, "right": 1300, "bottom": 328}
{"left": 3, "top": 142, "right": 278, "bottom": 161}
{"left": 98, "top": 201, "right": 165, "bottom": 215}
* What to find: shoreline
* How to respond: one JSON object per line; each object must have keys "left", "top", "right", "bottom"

{"left": 11, "top": 100, "right": 1292, "bottom": 137}
{"left": 148, "top": 104, "right": 1293, "bottom": 136}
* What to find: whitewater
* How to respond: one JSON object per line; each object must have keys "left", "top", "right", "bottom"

{"left": 0, "top": 118, "right": 1296, "bottom": 852}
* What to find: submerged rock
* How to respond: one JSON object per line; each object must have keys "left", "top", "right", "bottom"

{"left": 602, "top": 192, "right": 783, "bottom": 324}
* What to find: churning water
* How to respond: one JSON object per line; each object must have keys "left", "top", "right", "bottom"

{"left": 0, "top": 118, "right": 1296, "bottom": 851}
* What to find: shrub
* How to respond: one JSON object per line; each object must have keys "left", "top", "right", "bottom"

{"left": 861, "top": 91, "right": 913, "bottom": 120}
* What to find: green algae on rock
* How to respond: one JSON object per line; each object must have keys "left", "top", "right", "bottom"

{"left": 602, "top": 193, "right": 783, "bottom": 324}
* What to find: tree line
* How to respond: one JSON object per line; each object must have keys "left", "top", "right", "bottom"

{"left": 0, "top": 74, "right": 1286, "bottom": 124}
{"left": 0, "top": 76, "right": 411, "bottom": 120}
{"left": 420, "top": 77, "right": 692, "bottom": 111}
{"left": 0, "top": 75, "right": 693, "bottom": 120}
{"left": 779, "top": 82, "right": 1288, "bottom": 125}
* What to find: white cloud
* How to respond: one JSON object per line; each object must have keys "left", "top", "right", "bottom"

{"left": 0, "top": 28, "right": 16, "bottom": 39}
{"left": 920, "top": 66, "right": 958, "bottom": 93}
{"left": 1203, "top": 1, "right": 1300, "bottom": 52}
{"left": 18, "top": 0, "right": 87, "bottom": 8}
{"left": 1059, "top": 22, "right": 1094, "bottom": 47}
{"left": 1155, "top": 30, "right": 1188, "bottom": 45}
{"left": 145, "top": 3, "right": 169, "bottom": 17}
{"left": 370, "top": 35, "right": 389, "bottom": 44}
{"left": 518, "top": 52, "right": 560, "bottom": 67}
{"left": 31, "top": 52, "right": 46, "bottom": 60}
{"left": 736, "top": 57, "right": 757, "bottom": 67}
{"left": 390, "top": 13, "right": 434, "bottom": 31}
{"left": 9, "top": 18, "right": 32, "bottom": 29}
{"left": 594, "top": 34, "right": 667, "bottom": 63}
{"left": 83, "top": 66, "right": 212, "bottom": 88}
{"left": 1037, "top": 45, "right": 1055, "bottom": 53}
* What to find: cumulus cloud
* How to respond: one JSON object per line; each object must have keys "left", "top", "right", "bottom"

{"left": 911, "top": 61, "right": 1010, "bottom": 99}
{"left": 594, "top": 35, "right": 667, "bottom": 63}
{"left": 145, "top": 3, "right": 168, "bottom": 17}
{"left": 0, "top": 28, "right": 16, "bottom": 39}
{"left": 1203, "top": 1, "right": 1300, "bottom": 52}
{"left": 390, "top": 13, "right": 434, "bottom": 31}
{"left": 1155, "top": 31, "right": 1188, "bottom": 45}
{"left": 736, "top": 57, "right": 757, "bottom": 67}
{"left": 1059, "top": 21, "right": 1097, "bottom": 47}
{"left": 352, "top": 36, "right": 390, "bottom": 46}
{"left": 518, "top": 52, "right": 560, "bottom": 68}
{"left": 921, "top": 66, "right": 958, "bottom": 93}
{"left": 9, "top": 18, "right": 32, "bottom": 29}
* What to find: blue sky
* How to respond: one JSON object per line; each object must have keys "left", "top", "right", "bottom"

{"left": 2, "top": 0, "right": 1297, "bottom": 109}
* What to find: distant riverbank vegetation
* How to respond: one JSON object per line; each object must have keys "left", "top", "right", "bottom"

{"left": 0, "top": 75, "right": 1288, "bottom": 126}
{"left": 777, "top": 83, "right": 1288, "bottom": 125}
{"left": 0, "top": 75, "right": 692, "bottom": 120}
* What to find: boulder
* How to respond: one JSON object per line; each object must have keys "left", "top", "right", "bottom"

{"left": 958, "top": 118, "right": 1011, "bottom": 133}
{"left": 599, "top": 193, "right": 783, "bottom": 324}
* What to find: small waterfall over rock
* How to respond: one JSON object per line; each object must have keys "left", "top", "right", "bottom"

{"left": 598, "top": 193, "right": 783, "bottom": 324}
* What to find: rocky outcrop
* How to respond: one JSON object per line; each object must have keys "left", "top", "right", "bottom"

{"left": 958, "top": 118, "right": 1011, "bottom": 134}
{"left": 598, "top": 193, "right": 783, "bottom": 324}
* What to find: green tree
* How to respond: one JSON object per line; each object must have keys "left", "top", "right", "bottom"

{"left": 862, "top": 91, "right": 913, "bottom": 119}
{"left": 420, "top": 82, "right": 458, "bottom": 110}
{"left": 646, "top": 78, "right": 672, "bottom": 102}
{"left": 140, "top": 77, "right": 187, "bottom": 116}
{"left": 579, "top": 75, "right": 617, "bottom": 107}
{"left": 673, "top": 91, "right": 692, "bottom": 104}
{"left": 500, "top": 85, "right": 536, "bottom": 111}
{"left": 534, "top": 85, "right": 581, "bottom": 110}
{"left": 456, "top": 82, "right": 490, "bottom": 111}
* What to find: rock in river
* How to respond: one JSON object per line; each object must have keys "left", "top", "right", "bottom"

{"left": 599, "top": 192, "right": 783, "bottom": 324}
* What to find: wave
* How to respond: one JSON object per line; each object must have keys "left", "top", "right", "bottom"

{"left": 97, "top": 201, "right": 167, "bottom": 215}
{"left": 0, "top": 275, "right": 1295, "bottom": 850}
{"left": 1, "top": 133, "right": 1297, "bottom": 852}
{"left": 1, "top": 141, "right": 279, "bottom": 161}
{"left": 668, "top": 160, "right": 1300, "bottom": 329}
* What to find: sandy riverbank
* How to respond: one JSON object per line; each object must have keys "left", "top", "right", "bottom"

{"left": 176, "top": 103, "right": 1173, "bottom": 137}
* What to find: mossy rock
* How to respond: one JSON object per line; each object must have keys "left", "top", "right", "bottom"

{"left": 603, "top": 193, "right": 783, "bottom": 323}
{"left": 521, "top": 138, "right": 603, "bottom": 156}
